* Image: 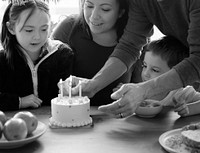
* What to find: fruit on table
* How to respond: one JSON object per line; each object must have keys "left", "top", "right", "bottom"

{"left": 0, "top": 110, "right": 7, "bottom": 125}
{"left": 3, "top": 118, "right": 28, "bottom": 141}
{"left": 14, "top": 111, "right": 38, "bottom": 135}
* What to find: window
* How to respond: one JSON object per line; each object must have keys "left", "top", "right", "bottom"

{"left": 0, "top": 1, "right": 7, "bottom": 23}
{"left": 151, "top": 26, "right": 164, "bottom": 41}
{"left": 0, "top": 0, "right": 79, "bottom": 25}
{"left": 49, "top": 0, "right": 79, "bottom": 23}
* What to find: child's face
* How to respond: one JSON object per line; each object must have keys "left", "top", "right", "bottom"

{"left": 141, "top": 51, "right": 170, "bottom": 82}
{"left": 83, "top": 0, "right": 122, "bottom": 35}
{"left": 12, "top": 8, "right": 50, "bottom": 55}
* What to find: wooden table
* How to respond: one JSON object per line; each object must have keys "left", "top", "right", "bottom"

{"left": 1, "top": 106, "right": 200, "bottom": 153}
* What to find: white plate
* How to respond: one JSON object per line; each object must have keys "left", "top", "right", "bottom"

{"left": 0, "top": 121, "right": 46, "bottom": 149}
{"left": 159, "top": 128, "right": 192, "bottom": 153}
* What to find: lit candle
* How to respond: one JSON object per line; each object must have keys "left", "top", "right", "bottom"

{"left": 59, "top": 79, "right": 63, "bottom": 98}
{"left": 79, "top": 80, "right": 82, "bottom": 97}
{"left": 69, "top": 75, "right": 72, "bottom": 98}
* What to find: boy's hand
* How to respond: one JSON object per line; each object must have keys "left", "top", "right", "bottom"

{"left": 173, "top": 98, "right": 189, "bottom": 117}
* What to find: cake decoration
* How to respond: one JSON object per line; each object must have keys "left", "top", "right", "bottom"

{"left": 49, "top": 76, "right": 92, "bottom": 128}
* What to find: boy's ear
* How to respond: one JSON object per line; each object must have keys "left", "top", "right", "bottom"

{"left": 6, "top": 22, "right": 16, "bottom": 35}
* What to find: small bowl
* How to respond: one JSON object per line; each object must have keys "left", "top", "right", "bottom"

{"left": 135, "top": 99, "right": 163, "bottom": 118}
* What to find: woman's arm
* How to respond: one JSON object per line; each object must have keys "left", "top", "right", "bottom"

{"left": 90, "top": 57, "right": 127, "bottom": 95}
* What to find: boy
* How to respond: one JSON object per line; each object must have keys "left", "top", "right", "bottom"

{"left": 141, "top": 36, "right": 200, "bottom": 117}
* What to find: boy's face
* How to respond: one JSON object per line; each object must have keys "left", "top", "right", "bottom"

{"left": 141, "top": 51, "right": 170, "bottom": 82}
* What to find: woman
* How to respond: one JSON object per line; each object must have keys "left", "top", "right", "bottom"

{"left": 51, "top": 0, "right": 140, "bottom": 105}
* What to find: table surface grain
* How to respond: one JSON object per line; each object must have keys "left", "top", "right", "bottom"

{"left": 1, "top": 106, "right": 200, "bottom": 153}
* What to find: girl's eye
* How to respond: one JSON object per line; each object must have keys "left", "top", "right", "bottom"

{"left": 87, "top": 5, "right": 93, "bottom": 9}
{"left": 42, "top": 28, "right": 47, "bottom": 32}
{"left": 25, "top": 29, "right": 33, "bottom": 33}
{"left": 84, "top": 2, "right": 93, "bottom": 9}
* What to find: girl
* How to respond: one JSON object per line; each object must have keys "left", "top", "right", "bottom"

{"left": 51, "top": 0, "right": 140, "bottom": 106}
{"left": 0, "top": 0, "right": 74, "bottom": 111}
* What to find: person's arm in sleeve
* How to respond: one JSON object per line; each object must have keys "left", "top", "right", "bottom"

{"left": 88, "top": 0, "right": 154, "bottom": 95}
{"left": 0, "top": 58, "right": 21, "bottom": 111}
{"left": 173, "top": 0, "right": 200, "bottom": 86}
{"left": 0, "top": 92, "right": 21, "bottom": 111}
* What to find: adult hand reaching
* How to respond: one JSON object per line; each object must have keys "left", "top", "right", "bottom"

{"left": 98, "top": 83, "right": 147, "bottom": 118}
{"left": 58, "top": 76, "right": 97, "bottom": 98}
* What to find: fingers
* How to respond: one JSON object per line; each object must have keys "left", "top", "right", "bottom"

{"left": 113, "top": 83, "right": 123, "bottom": 93}
{"left": 99, "top": 84, "right": 141, "bottom": 119}
{"left": 31, "top": 103, "right": 40, "bottom": 108}
{"left": 34, "top": 96, "right": 43, "bottom": 106}
{"left": 98, "top": 101, "right": 120, "bottom": 114}
{"left": 111, "top": 84, "right": 129, "bottom": 100}
{"left": 172, "top": 97, "right": 178, "bottom": 106}
{"left": 62, "top": 76, "right": 88, "bottom": 96}
{"left": 114, "top": 104, "right": 134, "bottom": 119}
{"left": 173, "top": 88, "right": 191, "bottom": 104}
{"left": 176, "top": 108, "right": 189, "bottom": 117}
{"left": 29, "top": 96, "right": 43, "bottom": 108}
{"left": 174, "top": 101, "right": 189, "bottom": 117}
{"left": 71, "top": 84, "right": 81, "bottom": 95}
{"left": 98, "top": 98, "right": 135, "bottom": 119}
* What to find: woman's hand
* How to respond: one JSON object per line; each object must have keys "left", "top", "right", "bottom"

{"left": 113, "top": 83, "right": 123, "bottom": 93}
{"left": 20, "top": 94, "right": 42, "bottom": 109}
{"left": 58, "top": 76, "right": 96, "bottom": 98}
{"left": 98, "top": 83, "right": 146, "bottom": 118}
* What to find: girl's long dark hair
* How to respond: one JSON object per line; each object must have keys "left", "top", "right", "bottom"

{"left": 0, "top": 3, "right": 17, "bottom": 65}
{"left": 0, "top": 0, "right": 49, "bottom": 68}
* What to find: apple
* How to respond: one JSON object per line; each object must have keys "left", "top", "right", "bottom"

{"left": 0, "top": 122, "right": 3, "bottom": 139}
{"left": 14, "top": 111, "right": 38, "bottom": 135}
{"left": 3, "top": 118, "right": 28, "bottom": 141}
{"left": 0, "top": 111, "right": 7, "bottom": 125}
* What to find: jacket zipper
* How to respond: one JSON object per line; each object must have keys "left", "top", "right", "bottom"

{"left": 26, "top": 53, "right": 52, "bottom": 97}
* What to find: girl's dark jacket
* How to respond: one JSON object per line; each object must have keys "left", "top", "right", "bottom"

{"left": 0, "top": 39, "right": 73, "bottom": 111}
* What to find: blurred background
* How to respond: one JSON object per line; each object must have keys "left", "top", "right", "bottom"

{"left": 0, "top": 0, "right": 163, "bottom": 50}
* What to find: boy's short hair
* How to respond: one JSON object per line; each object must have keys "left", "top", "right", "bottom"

{"left": 145, "top": 36, "right": 189, "bottom": 68}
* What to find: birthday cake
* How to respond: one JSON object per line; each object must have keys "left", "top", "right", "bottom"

{"left": 49, "top": 95, "right": 92, "bottom": 128}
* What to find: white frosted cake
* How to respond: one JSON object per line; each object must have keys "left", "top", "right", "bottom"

{"left": 49, "top": 95, "right": 92, "bottom": 128}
